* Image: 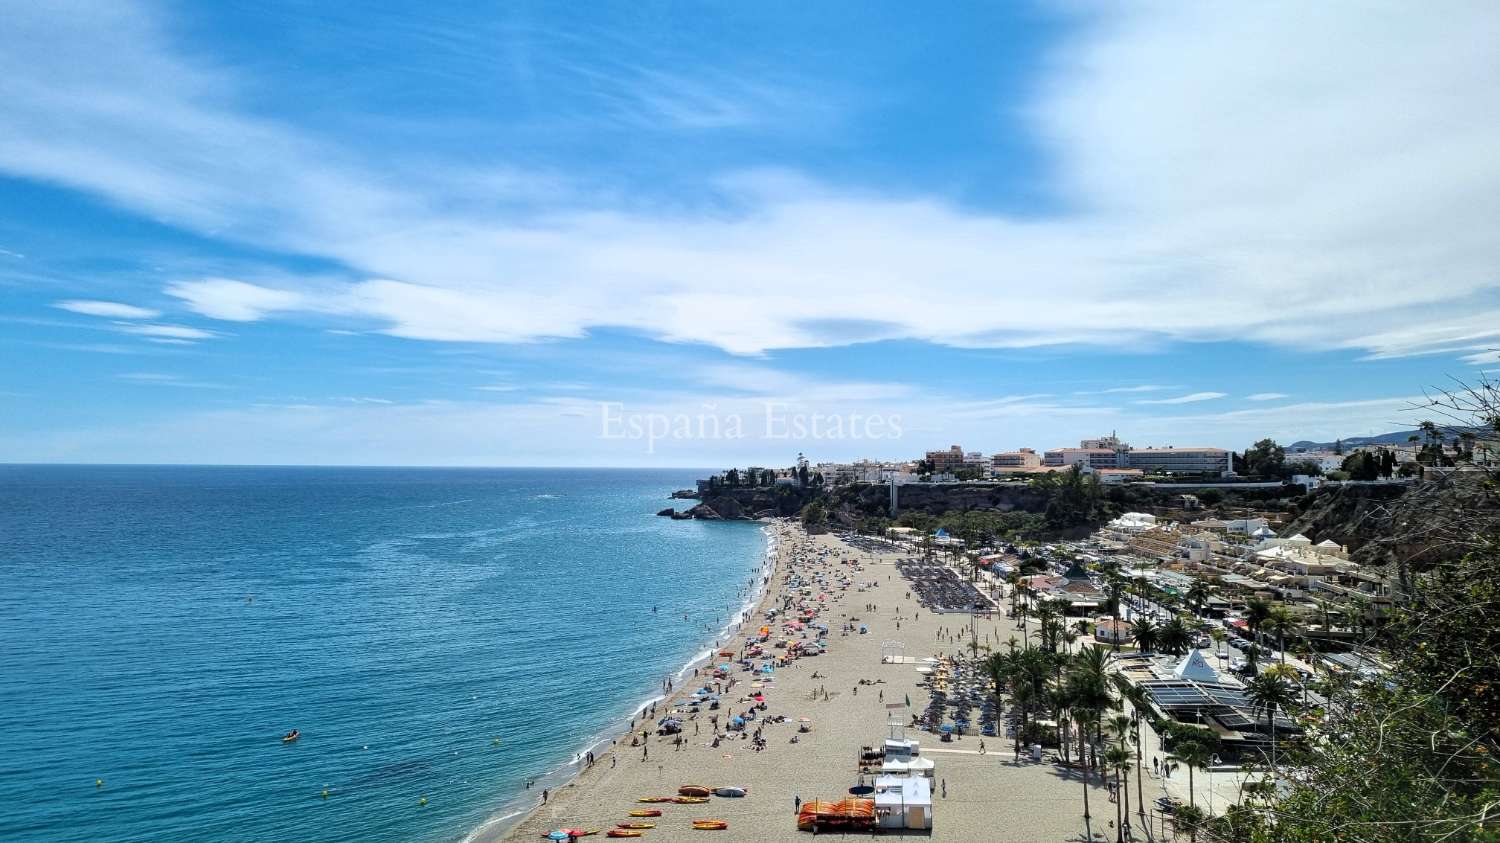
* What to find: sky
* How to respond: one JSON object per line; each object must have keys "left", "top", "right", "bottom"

{"left": 2, "top": 1, "right": 1499, "bottom": 466}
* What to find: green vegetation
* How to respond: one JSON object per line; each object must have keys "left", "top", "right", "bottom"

{"left": 1208, "top": 383, "right": 1500, "bottom": 843}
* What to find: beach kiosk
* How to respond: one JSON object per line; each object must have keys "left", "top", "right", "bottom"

{"left": 873, "top": 775, "right": 933, "bottom": 830}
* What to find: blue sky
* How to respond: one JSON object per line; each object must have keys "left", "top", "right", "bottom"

{"left": 2, "top": 1, "right": 1498, "bottom": 466}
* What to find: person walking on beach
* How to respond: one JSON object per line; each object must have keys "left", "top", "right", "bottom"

{"left": 542, "top": 789, "right": 549, "bottom": 804}
{"left": 795, "top": 795, "right": 801, "bottom": 812}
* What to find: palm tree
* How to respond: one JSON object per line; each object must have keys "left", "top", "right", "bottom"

{"left": 1129, "top": 617, "right": 1159, "bottom": 654}
{"left": 1104, "top": 574, "right": 1126, "bottom": 651}
{"left": 1107, "top": 713, "right": 1135, "bottom": 839}
{"left": 1168, "top": 736, "right": 1215, "bottom": 812}
{"left": 1104, "top": 743, "right": 1133, "bottom": 842}
{"left": 1246, "top": 671, "right": 1297, "bottom": 776}
{"left": 1066, "top": 646, "right": 1116, "bottom": 836}
{"left": 1242, "top": 642, "right": 1262, "bottom": 677}
{"left": 1159, "top": 616, "right": 1193, "bottom": 656}
{"left": 1244, "top": 597, "right": 1273, "bottom": 649}
{"left": 1185, "top": 580, "right": 1212, "bottom": 617}
{"left": 1265, "top": 605, "right": 1297, "bottom": 663}
{"left": 1112, "top": 676, "right": 1151, "bottom": 828}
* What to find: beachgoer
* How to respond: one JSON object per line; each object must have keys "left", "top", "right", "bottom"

{"left": 542, "top": 789, "right": 549, "bottom": 803}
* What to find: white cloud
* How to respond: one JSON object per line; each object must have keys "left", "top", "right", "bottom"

{"left": 55, "top": 299, "right": 161, "bottom": 319}
{"left": 117, "top": 372, "right": 227, "bottom": 389}
{"left": 1460, "top": 349, "right": 1500, "bottom": 365}
{"left": 1074, "top": 384, "right": 1175, "bottom": 395}
{"left": 114, "top": 323, "right": 216, "bottom": 341}
{"left": 3, "top": 2, "right": 1500, "bottom": 361}
{"left": 165, "top": 278, "right": 306, "bottom": 322}
{"left": 1246, "top": 392, "right": 1290, "bottom": 401}
{"left": 1135, "top": 391, "right": 1227, "bottom": 405}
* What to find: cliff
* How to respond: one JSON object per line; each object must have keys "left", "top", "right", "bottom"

{"left": 656, "top": 484, "right": 820, "bottom": 520}
{"left": 1286, "top": 475, "right": 1499, "bottom": 580}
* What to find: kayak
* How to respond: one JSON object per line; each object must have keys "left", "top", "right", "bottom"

{"left": 282, "top": 731, "right": 300, "bottom": 743}
{"left": 691, "top": 820, "right": 728, "bottom": 830}
{"left": 615, "top": 823, "right": 655, "bottom": 830}
{"left": 672, "top": 796, "right": 708, "bottom": 804}
{"left": 605, "top": 831, "right": 644, "bottom": 839}
{"left": 626, "top": 809, "right": 662, "bottom": 817}
{"left": 677, "top": 785, "right": 712, "bottom": 797}
{"left": 636, "top": 797, "right": 673, "bottom": 803}
{"left": 713, "top": 787, "right": 746, "bottom": 798}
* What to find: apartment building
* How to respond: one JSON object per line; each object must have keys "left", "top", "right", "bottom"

{"left": 992, "top": 448, "right": 1042, "bottom": 469}
{"left": 924, "top": 445, "right": 967, "bottom": 473}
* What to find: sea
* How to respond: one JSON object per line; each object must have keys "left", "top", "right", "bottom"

{"left": 0, "top": 466, "right": 769, "bottom": 843}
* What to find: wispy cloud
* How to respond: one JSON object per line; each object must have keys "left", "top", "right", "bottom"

{"left": 1074, "top": 384, "right": 1175, "bottom": 395}
{"left": 1135, "top": 391, "right": 1227, "bottom": 405}
{"left": 117, "top": 372, "right": 227, "bottom": 389}
{"left": 115, "top": 323, "right": 216, "bottom": 341}
{"left": 56, "top": 299, "right": 160, "bottom": 319}
{"left": 1, "top": 2, "right": 1496, "bottom": 363}
{"left": 1245, "top": 392, "right": 1289, "bottom": 401}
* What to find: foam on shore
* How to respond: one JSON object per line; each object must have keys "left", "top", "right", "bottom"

{"left": 461, "top": 521, "right": 779, "bottom": 843}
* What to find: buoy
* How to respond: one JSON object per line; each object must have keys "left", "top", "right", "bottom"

{"left": 95, "top": 779, "right": 103, "bottom": 788}
{"left": 322, "top": 789, "right": 330, "bottom": 799}
{"left": 419, "top": 796, "right": 428, "bottom": 806}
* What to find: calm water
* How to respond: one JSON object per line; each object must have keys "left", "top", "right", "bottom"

{"left": 0, "top": 466, "right": 767, "bottom": 843}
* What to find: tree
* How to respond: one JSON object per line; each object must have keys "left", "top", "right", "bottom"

{"left": 1243, "top": 438, "right": 1286, "bottom": 478}
{"left": 797, "top": 464, "right": 810, "bottom": 487}
{"left": 1244, "top": 597, "right": 1273, "bottom": 648}
{"left": 1112, "top": 676, "right": 1152, "bottom": 829}
{"left": 798, "top": 501, "right": 827, "bottom": 528}
{"left": 1129, "top": 617, "right": 1159, "bottom": 653}
{"left": 1186, "top": 580, "right": 1212, "bottom": 617}
{"left": 1265, "top": 605, "right": 1297, "bottom": 663}
{"left": 725, "top": 467, "right": 740, "bottom": 487}
{"left": 1159, "top": 615, "right": 1193, "bottom": 656}
{"left": 1246, "top": 670, "right": 1297, "bottom": 776}
{"left": 1167, "top": 731, "right": 1217, "bottom": 812}
{"left": 1341, "top": 450, "right": 1380, "bottom": 481}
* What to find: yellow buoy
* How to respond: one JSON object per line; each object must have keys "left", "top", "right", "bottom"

{"left": 419, "top": 796, "right": 428, "bottom": 807}
{"left": 95, "top": 779, "right": 104, "bottom": 788}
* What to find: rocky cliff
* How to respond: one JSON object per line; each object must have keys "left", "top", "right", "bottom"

{"left": 656, "top": 485, "right": 820, "bottom": 520}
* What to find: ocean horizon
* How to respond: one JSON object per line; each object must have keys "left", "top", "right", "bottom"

{"left": 0, "top": 465, "right": 768, "bottom": 843}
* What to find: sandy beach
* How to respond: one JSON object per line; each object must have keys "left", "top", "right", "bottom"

{"left": 496, "top": 523, "right": 1116, "bottom": 843}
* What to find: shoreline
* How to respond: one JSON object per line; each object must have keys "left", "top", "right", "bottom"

{"left": 462, "top": 520, "right": 780, "bottom": 843}
{"left": 490, "top": 522, "right": 1114, "bottom": 842}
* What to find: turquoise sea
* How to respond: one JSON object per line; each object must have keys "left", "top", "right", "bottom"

{"left": 0, "top": 466, "right": 767, "bottom": 843}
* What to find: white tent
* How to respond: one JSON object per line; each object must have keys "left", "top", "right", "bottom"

{"left": 873, "top": 775, "right": 932, "bottom": 830}
{"left": 1172, "top": 649, "right": 1221, "bottom": 683}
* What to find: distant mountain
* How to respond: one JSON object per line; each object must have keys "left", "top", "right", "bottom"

{"left": 1288, "top": 427, "right": 1477, "bottom": 451}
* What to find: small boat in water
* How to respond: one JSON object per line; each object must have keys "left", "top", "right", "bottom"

{"left": 282, "top": 730, "right": 300, "bottom": 743}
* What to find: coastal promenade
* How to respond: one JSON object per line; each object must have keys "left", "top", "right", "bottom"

{"left": 496, "top": 524, "right": 1112, "bottom": 842}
